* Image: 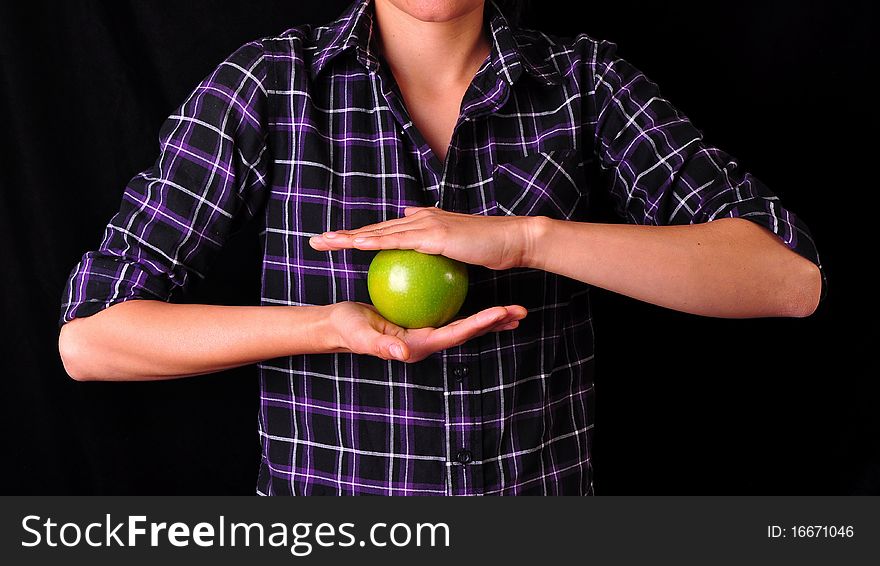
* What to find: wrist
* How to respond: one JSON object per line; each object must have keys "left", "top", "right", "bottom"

{"left": 295, "top": 304, "right": 344, "bottom": 354}
{"left": 321, "top": 303, "right": 348, "bottom": 353}
{"left": 519, "top": 215, "right": 552, "bottom": 270}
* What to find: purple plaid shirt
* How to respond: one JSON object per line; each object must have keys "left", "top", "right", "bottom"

{"left": 60, "top": 0, "right": 822, "bottom": 495}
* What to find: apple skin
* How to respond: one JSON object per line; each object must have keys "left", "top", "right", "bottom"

{"left": 367, "top": 250, "right": 469, "bottom": 329}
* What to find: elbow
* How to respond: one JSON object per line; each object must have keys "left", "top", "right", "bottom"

{"left": 782, "top": 260, "right": 822, "bottom": 319}
{"left": 59, "top": 319, "right": 97, "bottom": 381}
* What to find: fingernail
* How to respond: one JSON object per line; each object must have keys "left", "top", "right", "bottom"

{"left": 323, "top": 232, "right": 338, "bottom": 239}
{"left": 390, "top": 344, "right": 404, "bottom": 360}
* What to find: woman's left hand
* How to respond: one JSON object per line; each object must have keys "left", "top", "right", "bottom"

{"left": 308, "top": 206, "right": 539, "bottom": 270}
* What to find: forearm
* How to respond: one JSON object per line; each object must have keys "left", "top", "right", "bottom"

{"left": 524, "top": 216, "right": 822, "bottom": 318}
{"left": 58, "top": 300, "right": 336, "bottom": 381}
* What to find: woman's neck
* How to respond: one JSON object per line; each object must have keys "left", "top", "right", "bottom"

{"left": 373, "top": 1, "right": 491, "bottom": 89}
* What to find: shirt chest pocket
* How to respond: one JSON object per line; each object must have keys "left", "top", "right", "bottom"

{"left": 487, "top": 148, "right": 583, "bottom": 220}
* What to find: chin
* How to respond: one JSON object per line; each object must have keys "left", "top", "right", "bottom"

{"left": 382, "top": 0, "right": 486, "bottom": 22}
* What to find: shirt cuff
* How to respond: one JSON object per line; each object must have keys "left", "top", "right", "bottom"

{"left": 707, "top": 196, "right": 827, "bottom": 304}
{"left": 59, "top": 253, "right": 173, "bottom": 327}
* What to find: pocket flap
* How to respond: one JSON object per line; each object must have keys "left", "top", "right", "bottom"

{"left": 492, "top": 149, "right": 582, "bottom": 218}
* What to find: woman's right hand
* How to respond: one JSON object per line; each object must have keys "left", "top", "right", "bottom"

{"left": 325, "top": 301, "right": 527, "bottom": 363}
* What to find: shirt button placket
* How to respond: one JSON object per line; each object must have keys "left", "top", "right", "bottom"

{"left": 449, "top": 359, "right": 485, "bottom": 495}
{"left": 446, "top": 359, "right": 465, "bottom": 495}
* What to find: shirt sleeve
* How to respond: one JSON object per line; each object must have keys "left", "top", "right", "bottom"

{"left": 583, "top": 38, "right": 826, "bottom": 300}
{"left": 59, "top": 40, "right": 271, "bottom": 326}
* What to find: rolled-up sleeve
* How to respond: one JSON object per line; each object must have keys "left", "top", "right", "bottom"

{"left": 583, "top": 38, "right": 826, "bottom": 298}
{"left": 59, "top": 40, "right": 271, "bottom": 326}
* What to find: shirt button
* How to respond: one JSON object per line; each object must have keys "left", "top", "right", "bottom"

{"left": 452, "top": 365, "right": 469, "bottom": 382}
{"left": 456, "top": 449, "right": 473, "bottom": 465}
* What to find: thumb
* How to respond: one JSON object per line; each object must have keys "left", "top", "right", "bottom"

{"left": 375, "top": 334, "right": 409, "bottom": 361}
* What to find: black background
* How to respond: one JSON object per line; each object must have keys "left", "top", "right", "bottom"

{"left": 0, "top": 1, "right": 875, "bottom": 494}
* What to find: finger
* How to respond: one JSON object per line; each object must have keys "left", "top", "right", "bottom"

{"left": 324, "top": 215, "right": 420, "bottom": 237}
{"left": 336, "top": 220, "right": 421, "bottom": 238}
{"left": 336, "top": 221, "right": 426, "bottom": 241}
{"left": 371, "top": 332, "right": 410, "bottom": 362}
{"left": 309, "top": 234, "right": 333, "bottom": 251}
{"left": 311, "top": 229, "right": 432, "bottom": 252}
{"left": 309, "top": 217, "right": 423, "bottom": 251}
{"left": 492, "top": 311, "right": 525, "bottom": 327}
{"left": 444, "top": 305, "right": 526, "bottom": 328}
{"left": 477, "top": 313, "right": 517, "bottom": 329}
{"left": 349, "top": 229, "right": 431, "bottom": 250}
{"left": 478, "top": 316, "right": 522, "bottom": 335}
{"left": 309, "top": 231, "right": 383, "bottom": 251}
{"left": 503, "top": 305, "right": 529, "bottom": 320}
{"left": 480, "top": 305, "right": 527, "bottom": 324}
{"left": 423, "top": 307, "right": 508, "bottom": 350}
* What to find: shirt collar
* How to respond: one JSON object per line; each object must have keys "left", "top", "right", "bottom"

{"left": 310, "top": 0, "right": 563, "bottom": 87}
{"left": 310, "top": 0, "right": 379, "bottom": 78}
{"left": 483, "top": 1, "right": 563, "bottom": 86}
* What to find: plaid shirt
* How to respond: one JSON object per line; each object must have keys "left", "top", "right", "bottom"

{"left": 60, "top": 0, "right": 822, "bottom": 495}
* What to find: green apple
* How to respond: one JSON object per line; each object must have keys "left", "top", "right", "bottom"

{"left": 367, "top": 249, "right": 468, "bottom": 329}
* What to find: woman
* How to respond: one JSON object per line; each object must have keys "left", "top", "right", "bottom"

{"left": 58, "top": 0, "right": 823, "bottom": 495}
